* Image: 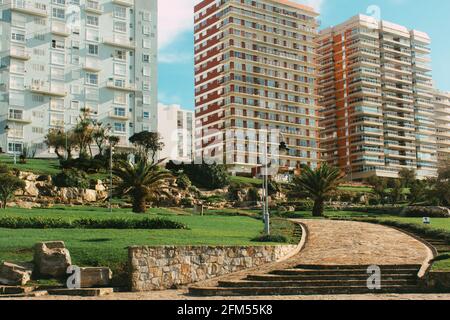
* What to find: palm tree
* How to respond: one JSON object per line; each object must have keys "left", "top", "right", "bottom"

{"left": 294, "top": 163, "right": 343, "bottom": 217}
{"left": 113, "top": 159, "right": 172, "bottom": 213}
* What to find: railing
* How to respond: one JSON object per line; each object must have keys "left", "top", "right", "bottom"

{"left": 10, "top": 47, "right": 30, "bottom": 59}
{"left": 51, "top": 21, "right": 70, "bottom": 36}
{"left": 103, "top": 35, "right": 135, "bottom": 48}
{"left": 11, "top": 0, "right": 48, "bottom": 16}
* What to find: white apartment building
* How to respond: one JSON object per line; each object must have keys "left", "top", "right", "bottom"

{"left": 0, "top": 0, "right": 157, "bottom": 156}
{"left": 157, "top": 103, "right": 195, "bottom": 163}
{"left": 434, "top": 89, "right": 450, "bottom": 167}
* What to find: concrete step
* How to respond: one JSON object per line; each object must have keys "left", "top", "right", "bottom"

{"left": 270, "top": 268, "right": 419, "bottom": 276}
{"left": 246, "top": 273, "right": 417, "bottom": 282}
{"left": 434, "top": 246, "right": 450, "bottom": 252}
{"left": 189, "top": 285, "right": 423, "bottom": 297}
{"left": 0, "top": 286, "right": 37, "bottom": 295}
{"left": 0, "top": 290, "right": 48, "bottom": 299}
{"left": 218, "top": 279, "right": 417, "bottom": 288}
{"left": 293, "top": 264, "right": 421, "bottom": 271}
{"left": 47, "top": 288, "right": 114, "bottom": 297}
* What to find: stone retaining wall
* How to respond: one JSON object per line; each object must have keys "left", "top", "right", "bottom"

{"left": 129, "top": 245, "right": 297, "bottom": 291}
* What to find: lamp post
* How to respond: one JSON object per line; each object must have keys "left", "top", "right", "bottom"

{"left": 261, "top": 131, "right": 290, "bottom": 236}
{"left": 107, "top": 124, "right": 113, "bottom": 213}
{"left": 4, "top": 125, "right": 17, "bottom": 165}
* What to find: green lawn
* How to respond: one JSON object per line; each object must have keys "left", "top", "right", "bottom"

{"left": 0, "top": 206, "right": 275, "bottom": 285}
{"left": 0, "top": 155, "right": 60, "bottom": 175}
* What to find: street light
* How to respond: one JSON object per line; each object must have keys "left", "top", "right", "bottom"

{"left": 107, "top": 124, "right": 113, "bottom": 213}
{"left": 261, "top": 132, "right": 290, "bottom": 236}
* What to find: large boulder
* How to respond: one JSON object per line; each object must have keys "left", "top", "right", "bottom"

{"left": 82, "top": 190, "right": 97, "bottom": 202}
{"left": 24, "top": 181, "right": 39, "bottom": 197}
{"left": 79, "top": 267, "right": 112, "bottom": 288}
{"left": 0, "top": 262, "right": 33, "bottom": 286}
{"left": 34, "top": 241, "right": 72, "bottom": 278}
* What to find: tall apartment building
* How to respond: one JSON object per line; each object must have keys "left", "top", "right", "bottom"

{"left": 0, "top": 0, "right": 157, "bottom": 156}
{"left": 194, "top": 0, "right": 321, "bottom": 175}
{"left": 433, "top": 89, "right": 450, "bottom": 167}
{"left": 318, "top": 15, "right": 437, "bottom": 180}
{"left": 158, "top": 103, "right": 194, "bottom": 163}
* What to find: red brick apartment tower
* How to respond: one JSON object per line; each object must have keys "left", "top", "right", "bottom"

{"left": 318, "top": 15, "right": 437, "bottom": 181}
{"left": 194, "top": 0, "right": 321, "bottom": 175}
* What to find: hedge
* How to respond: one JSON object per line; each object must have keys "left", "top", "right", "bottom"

{"left": 0, "top": 216, "right": 188, "bottom": 230}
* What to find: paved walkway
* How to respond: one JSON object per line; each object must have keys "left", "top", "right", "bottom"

{"left": 6, "top": 219, "right": 440, "bottom": 300}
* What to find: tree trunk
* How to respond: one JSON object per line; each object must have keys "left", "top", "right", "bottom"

{"left": 312, "top": 199, "right": 324, "bottom": 217}
{"left": 132, "top": 189, "right": 147, "bottom": 213}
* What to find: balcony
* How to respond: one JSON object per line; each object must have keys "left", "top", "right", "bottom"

{"left": 29, "top": 81, "right": 66, "bottom": 97}
{"left": 9, "top": 47, "right": 31, "bottom": 60}
{"left": 106, "top": 80, "right": 136, "bottom": 92}
{"left": 112, "top": 0, "right": 134, "bottom": 6}
{"left": 11, "top": 0, "right": 48, "bottom": 17}
{"left": 103, "top": 35, "right": 135, "bottom": 50}
{"left": 8, "top": 111, "right": 31, "bottom": 124}
{"left": 85, "top": 1, "right": 103, "bottom": 14}
{"left": 109, "top": 111, "right": 130, "bottom": 120}
{"left": 83, "top": 57, "right": 102, "bottom": 72}
{"left": 51, "top": 21, "right": 70, "bottom": 37}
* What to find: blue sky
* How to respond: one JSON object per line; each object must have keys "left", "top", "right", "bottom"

{"left": 158, "top": 0, "right": 450, "bottom": 110}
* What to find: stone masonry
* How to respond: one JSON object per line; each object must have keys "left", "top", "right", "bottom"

{"left": 129, "top": 245, "right": 297, "bottom": 291}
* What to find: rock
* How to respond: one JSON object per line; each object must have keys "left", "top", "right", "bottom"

{"left": 0, "top": 262, "right": 33, "bottom": 286}
{"left": 34, "top": 241, "right": 72, "bottom": 278}
{"left": 24, "top": 181, "right": 39, "bottom": 197}
{"left": 82, "top": 190, "right": 97, "bottom": 202}
{"left": 79, "top": 267, "right": 112, "bottom": 288}
{"left": 95, "top": 180, "right": 106, "bottom": 192}
{"left": 58, "top": 188, "right": 82, "bottom": 203}
{"left": 15, "top": 200, "right": 39, "bottom": 209}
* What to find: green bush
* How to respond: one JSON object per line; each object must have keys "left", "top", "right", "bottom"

{"left": 166, "top": 161, "right": 230, "bottom": 190}
{"left": 180, "top": 197, "right": 193, "bottom": 208}
{"left": 53, "top": 169, "right": 90, "bottom": 189}
{"left": 251, "top": 234, "right": 288, "bottom": 243}
{"left": 176, "top": 174, "right": 191, "bottom": 190}
{"left": 0, "top": 216, "right": 188, "bottom": 230}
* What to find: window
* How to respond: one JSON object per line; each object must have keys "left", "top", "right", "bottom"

{"left": 143, "top": 54, "right": 150, "bottom": 63}
{"left": 52, "top": 8, "right": 65, "bottom": 19}
{"left": 85, "top": 87, "right": 99, "bottom": 100}
{"left": 142, "top": 25, "right": 151, "bottom": 35}
{"left": 52, "top": 39, "right": 65, "bottom": 50}
{"left": 11, "top": 32, "right": 25, "bottom": 42}
{"left": 12, "top": 14, "right": 26, "bottom": 28}
{"left": 86, "top": 15, "right": 99, "bottom": 27}
{"left": 50, "top": 98, "right": 65, "bottom": 111}
{"left": 86, "top": 29, "right": 99, "bottom": 42}
{"left": 10, "top": 76, "right": 24, "bottom": 89}
{"left": 71, "top": 85, "right": 81, "bottom": 95}
{"left": 52, "top": 0, "right": 66, "bottom": 4}
{"left": 114, "top": 50, "right": 126, "bottom": 61}
{"left": 8, "top": 143, "right": 23, "bottom": 153}
{"left": 114, "top": 122, "right": 126, "bottom": 133}
{"left": 114, "top": 107, "right": 126, "bottom": 117}
{"left": 87, "top": 44, "right": 98, "bottom": 55}
{"left": 114, "top": 91, "right": 127, "bottom": 104}
{"left": 142, "top": 39, "right": 151, "bottom": 48}
{"left": 142, "top": 11, "right": 151, "bottom": 21}
{"left": 143, "top": 66, "right": 150, "bottom": 76}
{"left": 143, "top": 111, "right": 150, "bottom": 119}
{"left": 114, "top": 63, "right": 126, "bottom": 76}
{"left": 51, "top": 67, "right": 65, "bottom": 81}
{"left": 51, "top": 52, "right": 65, "bottom": 65}
{"left": 143, "top": 95, "right": 150, "bottom": 105}
{"left": 50, "top": 113, "right": 64, "bottom": 126}
{"left": 114, "top": 21, "right": 127, "bottom": 33}
{"left": 85, "top": 73, "right": 98, "bottom": 85}
{"left": 71, "top": 100, "right": 79, "bottom": 110}
{"left": 114, "top": 6, "right": 126, "bottom": 19}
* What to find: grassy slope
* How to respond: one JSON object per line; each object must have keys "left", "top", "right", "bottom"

{"left": 0, "top": 155, "right": 60, "bottom": 175}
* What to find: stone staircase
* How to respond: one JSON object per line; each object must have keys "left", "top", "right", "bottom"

{"left": 189, "top": 264, "right": 425, "bottom": 296}
{"left": 422, "top": 238, "right": 450, "bottom": 254}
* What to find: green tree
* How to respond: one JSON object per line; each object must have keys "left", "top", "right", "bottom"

{"left": 166, "top": 161, "right": 230, "bottom": 190}
{"left": 398, "top": 168, "right": 416, "bottom": 188}
{"left": 409, "top": 180, "right": 426, "bottom": 204}
{"left": 44, "top": 129, "right": 76, "bottom": 159}
{"left": 389, "top": 178, "right": 404, "bottom": 204}
{"left": 293, "top": 164, "right": 343, "bottom": 217}
{"left": 73, "top": 108, "right": 95, "bottom": 158}
{"left": 129, "top": 132, "right": 164, "bottom": 164}
{"left": 113, "top": 160, "right": 172, "bottom": 213}
{"left": 366, "top": 176, "right": 388, "bottom": 205}
{"left": 0, "top": 167, "right": 25, "bottom": 209}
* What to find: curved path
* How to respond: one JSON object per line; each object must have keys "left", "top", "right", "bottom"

{"left": 289, "top": 219, "right": 432, "bottom": 266}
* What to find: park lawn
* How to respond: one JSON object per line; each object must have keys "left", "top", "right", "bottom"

{"left": 0, "top": 206, "right": 274, "bottom": 284}
{"left": 0, "top": 155, "right": 60, "bottom": 175}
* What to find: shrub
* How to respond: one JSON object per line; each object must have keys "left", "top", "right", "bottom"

{"left": 0, "top": 216, "right": 188, "bottom": 230}
{"left": 60, "top": 158, "right": 105, "bottom": 173}
{"left": 176, "top": 174, "right": 191, "bottom": 190}
{"left": 252, "top": 234, "right": 288, "bottom": 243}
{"left": 53, "top": 169, "right": 90, "bottom": 189}
{"left": 180, "top": 197, "right": 193, "bottom": 208}
{"left": 0, "top": 173, "right": 26, "bottom": 209}
{"left": 166, "top": 161, "right": 230, "bottom": 190}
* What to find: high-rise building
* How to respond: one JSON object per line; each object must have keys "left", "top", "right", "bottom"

{"left": 158, "top": 103, "right": 195, "bottom": 163}
{"left": 0, "top": 0, "right": 157, "bottom": 156}
{"left": 318, "top": 14, "right": 437, "bottom": 180}
{"left": 433, "top": 89, "right": 450, "bottom": 167}
{"left": 194, "top": 0, "right": 321, "bottom": 175}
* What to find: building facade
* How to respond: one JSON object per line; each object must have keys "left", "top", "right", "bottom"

{"left": 194, "top": 0, "right": 321, "bottom": 175}
{"left": 0, "top": 0, "right": 157, "bottom": 156}
{"left": 318, "top": 15, "right": 437, "bottom": 180}
{"left": 433, "top": 89, "right": 450, "bottom": 167}
{"left": 158, "top": 103, "right": 194, "bottom": 163}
